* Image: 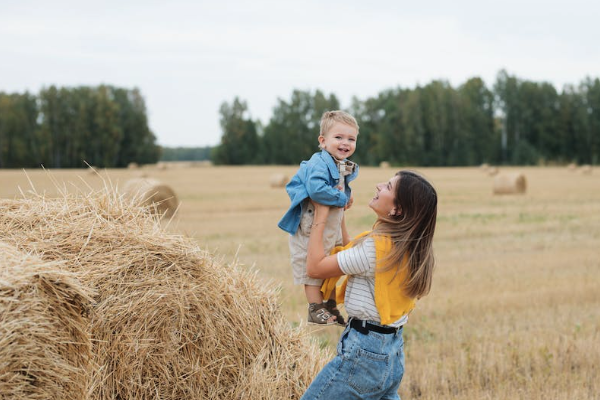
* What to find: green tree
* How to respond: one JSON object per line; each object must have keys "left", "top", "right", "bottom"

{"left": 458, "top": 77, "right": 497, "bottom": 165}
{"left": 212, "top": 97, "right": 259, "bottom": 165}
{"left": 0, "top": 93, "right": 39, "bottom": 168}
{"left": 581, "top": 77, "right": 600, "bottom": 164}
{"left": 262, "top": 89, "right": 339, "bottom": 164}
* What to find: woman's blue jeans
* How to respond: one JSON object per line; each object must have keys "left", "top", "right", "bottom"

{"left": 301, "top": 322, "right": 405, "bottom": 400}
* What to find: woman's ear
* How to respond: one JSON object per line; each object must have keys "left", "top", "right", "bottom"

{"left": 388, "top": 207, "right": 402, "bottom": 217}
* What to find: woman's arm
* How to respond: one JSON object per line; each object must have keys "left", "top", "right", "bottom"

{"left": 340, "top": 215, "right": 351, "bottom": 246}
{"left": 306, "top": 202, "right": 345, "bottom": 280}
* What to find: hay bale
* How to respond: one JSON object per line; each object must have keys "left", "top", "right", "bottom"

{"left": 122, "top": 178, "right": 179, "bottom": 218}
{"left": 156, "top": 161, "right": 168, "bottom": 170}
{"left": 379, "top": 161, "right": 391, "bottom": 168}
{"left": 0, "top": 242, "right": 93, "bottom": 400}
{"left": 127, "top": 162, "right": 139, "bottom": 170}
{"left": 480, "top": 163, "right": 490, "bottom": 171}
{"left": 0, "top": 189, "right": 328, "bottom": 400}
{"left": 493, "top": 172, "right": 527, "bottom": 195}
{"left": 487, "top": 166, "right": 499, "bottom": 176}
{"left": 567, "top": 163, "right": 577, "bottom": 171}
{"left": 269, "top": 173, "right": 288, "bottom": 188}
{"left": 579, "top": 165, "right": 592, "bottom": 175}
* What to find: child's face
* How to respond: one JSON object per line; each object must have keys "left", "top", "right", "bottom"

{"left": 318, "top": 122, "right": 357, "bottom": 160}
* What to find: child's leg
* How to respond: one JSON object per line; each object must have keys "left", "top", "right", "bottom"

{"left": 305, "top": 285, "right": 336, "bottom": 324}
{"left": 304, "top": 284, "right": 324, "bottom": 304}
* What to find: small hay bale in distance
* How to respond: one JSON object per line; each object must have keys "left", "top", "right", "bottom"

{"left": 379, "top": 161, "right": 391, "bottom": 168}
{"left": 487, "top": 166, "right": 499, "bottom": 176}
{"left": 579, "top": 164, "right": 592, "bottom": 175}
{"left": 493, "top": 172, "right": 527, "bottom": 195}
{"left": 0, "top": 242, "right": 93, "bottom": 400}
{"left": 127, "top": 162, "right": 139, "bottom": 169}
{"left": 0, "top": 189, "right": 328, "bottom": 399}
{"left": 567, "top": 163, "right": 577, "bottom": 171}
{"left": 123, "top": 177, "right": 179, "bottom": 217}
{"left": 269, "top": 173, "right": 288, "bottom": 188}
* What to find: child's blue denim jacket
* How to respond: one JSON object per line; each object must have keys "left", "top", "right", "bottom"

{"left": 278, "top": 150, "right": 359, "bottom": 235}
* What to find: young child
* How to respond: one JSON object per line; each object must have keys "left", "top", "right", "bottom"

{"left": 278, "top": 110, "right": 359, "bottom": 325}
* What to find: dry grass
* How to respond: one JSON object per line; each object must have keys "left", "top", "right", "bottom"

{"left": 0, "top": 164, "right": 599, "bottom": 399}
{"left": 0, "top": 242, "right": 93, "bottom": 400}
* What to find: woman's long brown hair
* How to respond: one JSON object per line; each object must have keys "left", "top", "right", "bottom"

{"left": 371, "top": 170, "right": 437, "bottom": 299}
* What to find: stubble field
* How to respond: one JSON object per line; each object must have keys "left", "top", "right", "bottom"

{"left": 1, "top": 164, "right": 598, "bottom": 399}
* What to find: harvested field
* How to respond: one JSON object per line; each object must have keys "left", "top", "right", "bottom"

{"left": 0, "top": 164, "right": 599, "bottom": 399}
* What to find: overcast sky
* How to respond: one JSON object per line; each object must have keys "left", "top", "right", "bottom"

{"left": 1, "top": 0, "right": 598, "bottom": 147}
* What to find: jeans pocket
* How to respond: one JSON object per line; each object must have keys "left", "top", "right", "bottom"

{"left": 348, "top": 348, "right": 389, "bottom": 395}
{"left": 337, "top": 325, "right": 351, "bottom": 356}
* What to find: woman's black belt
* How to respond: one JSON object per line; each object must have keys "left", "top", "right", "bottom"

{"left": 349, "top": 318, "right": 403, "bottom": 335}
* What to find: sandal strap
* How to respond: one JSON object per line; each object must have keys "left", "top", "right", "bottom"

{"left": 308, "top": 303, "right": 335, "bottom": 324}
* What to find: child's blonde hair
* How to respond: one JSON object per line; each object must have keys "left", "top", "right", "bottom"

{"left": 319, "top": 110, "right": 359, "bottom": 137}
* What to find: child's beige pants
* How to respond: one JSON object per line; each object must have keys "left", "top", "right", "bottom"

{"left": 289, "top": 201, "right": 344, "bottom": 286}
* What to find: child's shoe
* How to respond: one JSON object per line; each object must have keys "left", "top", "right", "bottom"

{"left": 307, "top": 303, "right": 336, "bottom": 325}
{"left": 324, "top": 299, "right": 346, "bottom": 326}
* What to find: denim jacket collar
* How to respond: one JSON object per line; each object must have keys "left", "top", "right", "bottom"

{"left": 320, "top": 150, "right": 341, "bottom": 179}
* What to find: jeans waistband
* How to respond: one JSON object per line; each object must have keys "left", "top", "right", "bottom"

{"left": 349, "top": 318, "right": 403, "bottom": 335}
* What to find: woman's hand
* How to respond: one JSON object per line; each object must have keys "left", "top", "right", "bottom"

{"left": 344, "top": 195, "right": 354, "bottom": 211}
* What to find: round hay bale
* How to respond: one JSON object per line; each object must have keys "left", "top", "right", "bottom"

{"left": 567, "top": 163, "right": 577, "bottom": 171}
{"left": 480, "top": 163, "right": 490, "bottom": 171}
{"left": 0, "top": 190, "right": 328, "bottom": 399}
{"left": 156, "top": 161, "right": 168, "bottom": 170}
{"left": 127, "top": 162, "right": 139, "bottom": 170}
{"left": 579, "top": 164, "right": 592, "bottom": 175}
{"left": 123, "top": 178, "right": 179, "bottom": 218}
{"left": 269, "top": 173, "right": 288, "bottom": 188}
{"left": 0, "top": 242, "right": 93, "bottom": 400}
{"left": 379, "top": 161, "right": 391, "bottom": 168}
{"left": 487, "top": 166, "right": 499, "bottom": 176}
{"left": 493, "top": 172, "right": 527, "bottom": 195}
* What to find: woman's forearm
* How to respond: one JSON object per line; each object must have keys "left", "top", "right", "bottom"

{"left": 306, "top": 203, "right": 344, "bottom": 279}
{"left": 306, "top": 206, "right": 328, "bottom": 276}
{"left": 341, "top": 215, "right": 350, "bottom": 246}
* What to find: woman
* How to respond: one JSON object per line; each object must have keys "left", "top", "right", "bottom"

{"left": 301, "top": 170, "right": 438, "bottom": 400}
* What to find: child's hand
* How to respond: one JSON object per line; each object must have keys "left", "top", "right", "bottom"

{"left": 344, "top": 195, "right": 354, "bottom": 211}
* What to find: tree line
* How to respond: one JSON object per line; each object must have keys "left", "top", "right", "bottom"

{"left": 213, "top": 70, "right": 600, "bottom": 166}
{"left": 0, "top": 85, "right": 160, "bottom": 168}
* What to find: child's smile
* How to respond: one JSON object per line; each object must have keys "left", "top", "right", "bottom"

{"left": 318, "top": 121, "right": 357, "bottom": 160}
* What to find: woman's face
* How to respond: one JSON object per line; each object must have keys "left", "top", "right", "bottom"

{"left": 369, "top": 175, "right": 399, "bottom": 218}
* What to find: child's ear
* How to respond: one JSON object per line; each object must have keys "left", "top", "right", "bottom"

{"left": 318, "top": 135, "right": 325, "bottom": 147}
